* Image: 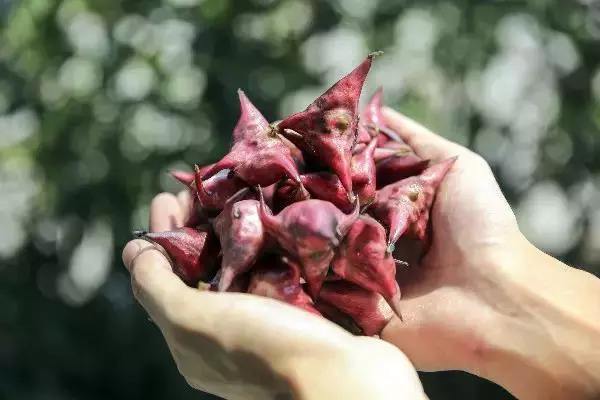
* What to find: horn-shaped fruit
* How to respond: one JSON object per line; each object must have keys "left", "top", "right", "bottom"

{"left": 170, "top": 164, "right": 215, "bottom": 188}
{"left": 261, "top": 183, "right": 278, "bottom": 209}
{"left": 279, "top": 53, "right": 381, "bottom": 195}
{"left": 332, "top": 215, "right": 402, "bottom": 317}
{"left": 193, "top": 166, "right": 249, "bottom": 212}
{"left": 133, "top": 226, "right": 219, "bottom": 286}
{"left": 213, "top": 197, "right": 265, "bottom": 292}
{"left": 369, "top": 157, "right": 457, "bottom": 249}
{"left": 357, "top": 88, "right": 384, "bottom": 144}
{"left": 317, "top": 281, "right": 394, "bottom": 336}
{"left": 375, "top": 142, "right": 429, "bottom": 188}
{"left": 209, "top": 269, "right": 249, "bottom": 293}
{"left": 248, "top": 255, "right": 320, "bottom": 315}
{"left": 170, "top": 166, "right": 218, "bottom": 223}
{"left": 232, "top": 89, "right": 268, "bottom": 143}
{"left": 300, "top": 173, "right": 354, "bottom": 213}
{"left": 170, "top": 170, "right": 195, "bottom": 187}
{"left": 134, "top": 54, "right": 461, "bottom": 336}
{"left": 351, "top": 138, "right": 377, "bottom": 206}
{"left": 357, "top": 88, "right": 402, "bottom": 145}
{"left": 203, "top": 91, "right": 303, "bottom": 188}
{"left": 258, "top": 188, "right": 359, "bottom": 298}
{"left": 273, "top": 178, "right": 311, "bottom": 212}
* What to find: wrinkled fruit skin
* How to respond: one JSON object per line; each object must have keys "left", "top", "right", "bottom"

{"left": 139, "top": 54, "right": 456, "bottom": 336}
{"left": 300, "top": 173, "right": 354, "bottom": 213}
{"left": 213, "top": 199, "right": 265, "bottom": 292}
{"left": 369, "top": 157, "right": 457, "bottom": 249}
{"left": 279, "top": 53, "right": 379, "bottom": 195}
{"left": 136, "top": 226, "right": 219, "bottom": 286}
{"left": 357, "top": 87, "right": 385, "bottom": 144}
{"left": 317, "top": 281, "right": 393, "bottom": 336}
{"left": 375, "top": 142, "right": 429, "bottom": 188}
{"left": 259, "top": 194, "right": 359, "bottom": 299}
{"left": 204, "top": 90, "right": 303, "bottom": 188}
{"left": 332, "top": 215, "right": 402, "bottom": 317}
{"left": 351, "top": 138, "right": 377, "bottom": 206}
{"left": 248, "top": 255, "right": 320, "bottom": 315}
{"left": 273, "top": 179, "right": 311, "bottom": 213}
{"left": 357, "top": 88, "right": 402, "bottom": 145}
{"left": 195, "top": 167, "right": 249, "bottom": 212}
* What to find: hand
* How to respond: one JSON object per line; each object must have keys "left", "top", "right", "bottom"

{"left": 380, "top": 108, "right": 600, "bottom": 399}
{"left": 122, "top": 192, "right": 426, "bottom": 400}
{"left": 379, "top": 107, "right": 523, "bottom": 371}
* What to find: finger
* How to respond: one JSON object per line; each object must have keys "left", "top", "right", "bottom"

{"left": 122, "top": 239, "right": 190, "bottom": 325}
{"left": 150, "top": 192, "right": 185, "bottom": 232}
{"left": 164, "top": 289, "right": 352, "bottom": 357}
{"left": 176, "top": 190, "right": 192, "bottom": 224}
{"left": 382, "top": 107, "right": 467, "bottom": 161}
{"left": 379, "top": 302, "right": 440, "bottom": 371}
{"left": 379, "top": 315, "right": 439, "bottom": 370}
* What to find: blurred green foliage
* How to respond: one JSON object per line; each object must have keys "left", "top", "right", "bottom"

{"left": 1, "top": 0, "right": 599, "bottom": 399}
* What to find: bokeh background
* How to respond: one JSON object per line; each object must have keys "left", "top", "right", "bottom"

{"left": 2, "top": 0, "right": 600, "bottom": 399}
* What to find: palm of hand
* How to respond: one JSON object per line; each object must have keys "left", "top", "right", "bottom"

{"left": 380, "top": 110, "right": 522, "bottom": 373}
{"left": 124, "top": 191, "right": 424, "bottom": 400}
{"left": 162, "top": 288, "right": 352, "bottom": 399}
{"left": 125, "top": 193, "right": 356, "bottom": 399}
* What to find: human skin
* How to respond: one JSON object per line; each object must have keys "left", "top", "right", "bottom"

{"left": 380, "top": 108, "right": 600, "bottom": 400}
{"left": 122, "top": 191, "right": 426, "bottom": 400}
{"left": 122, "top": 108, "right": 600, "bottom": 400}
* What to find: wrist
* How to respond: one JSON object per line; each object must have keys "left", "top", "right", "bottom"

{"left": 475, "top": 235, "right": 600, "bottom": 399}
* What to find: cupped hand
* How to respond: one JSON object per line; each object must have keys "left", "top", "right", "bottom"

{"left": 122, "top": 191, "right": 426, "bottom": 400}
{"left": 380, "top": 108, "right": 526, "bottom": 374}
{"left": 380, "top": 109, "right": 600, "bottom": 400}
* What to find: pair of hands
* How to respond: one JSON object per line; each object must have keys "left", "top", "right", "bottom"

{"left": 122, "top": 109, "right": 600, "bottom": 400}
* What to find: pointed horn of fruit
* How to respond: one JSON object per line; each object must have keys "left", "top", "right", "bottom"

{"left": 279, "top": 52, "right": 382, "bottom": 197}
{"left": 194, "top": 164, "right": 212, "bottom": 205}
{"left": 337, "top": 198, "right": 360, "bottom": 239}
{"left": 233, "top": 89, "right": 270, "bottom": 143}
{"left": 170, "top": 170, "right": 195, "bottom": 187}
{"left": 361, "top": 87, "right": 384, "bottom": 139}
{"left": 324, "top": 52, "right": 381, "bottom": 110}
{"left": 386, "top": 207, "right": 411, "bottom": 251}
{"left": 201, "top": 152, "right": 237, "bottom": 179}
{"left": 388, "top": 288, "right": 404, "bottom": 322}
{"left": 134, "top": 226, "right": 218, "bottom": 286}
{"left": 218, "top": 268, "right": 236, "bottom": 292}
{"left": 257, "top": 185, "right": 280, "bottom": 234}
{"left": 335, "top": 155, "right": 354, "bottom": 195}
{"left": 420, "top": 156, "right": 458, "bottom": 187}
